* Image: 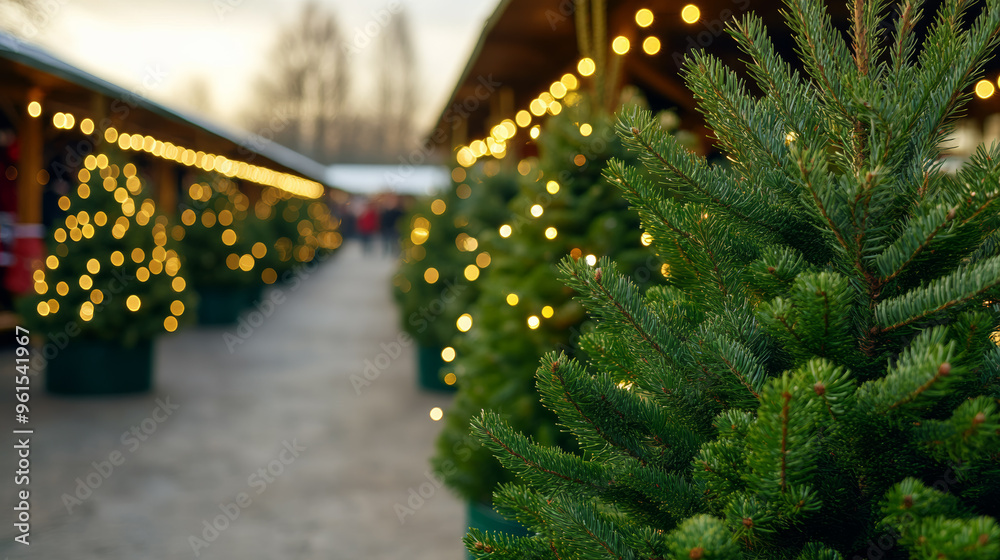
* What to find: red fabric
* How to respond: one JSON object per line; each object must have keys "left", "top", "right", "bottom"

{"left": 6, "top": 234, "right": 43, "bottom": 294}
{"left": 358, "top": 208, "right": 380, "bottom": 234}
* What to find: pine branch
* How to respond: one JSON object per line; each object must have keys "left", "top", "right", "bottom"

{"left": 875, "top": 255, "right": 1000, "bottom": 332}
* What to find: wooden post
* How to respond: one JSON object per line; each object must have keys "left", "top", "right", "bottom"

{"left": 154, "top": 158, "right": 177, "bottom": 215}
{"left": 8, "top": 89, "right": 46, "bottom": 294}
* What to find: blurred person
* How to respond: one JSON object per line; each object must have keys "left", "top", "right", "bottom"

{"left": 357, "top": 201, "right": 380, "bottom": 255}
{"left": 379, "top": 195, "right": 403, "bottom": 257}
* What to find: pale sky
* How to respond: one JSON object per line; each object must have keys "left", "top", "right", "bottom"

{"left": 28, "top": 0, "right": 497, "bottom": 137}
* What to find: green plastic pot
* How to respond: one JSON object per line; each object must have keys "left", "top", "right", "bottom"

{"left": 45, "top": 338, "right": 153, "bottom": 395}
{"left": 196, "top": 285, "right": 259, "bottom": 325}
{"left": 466, "top": 500, "right": 530, "bottom": 556}
{"left": 417, "top": 344, "right": 456, "bottom": 392}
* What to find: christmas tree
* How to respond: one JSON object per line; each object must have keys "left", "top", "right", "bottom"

{"left": 177, "top": 175, "right": 260, "bottom": 283}
{"left": 394, "top": 162, "right": 520, "bottom": 352}
{"left": 434, "top": 92, "right": 687, "bottom": 506}
{"left": 21, "top": 149, "right": 194, "bottom": 346}
{"left": 252, "top": 187, "right": 342, "bottom": 281}
{"left": 467, "top": 1, "right": 1000, "bottom": 558}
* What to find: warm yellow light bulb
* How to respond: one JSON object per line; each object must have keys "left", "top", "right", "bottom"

{"left": 527, "top": 315, "right": 540, "bottom": 329}
{"left": 541, "top": 305, "right": 554, "bottom": 318}
{"left": 164, "top": 316, "right": 178, "bottom": 332}
{"left": 441, "top": 347, "right": 456, "bottom": 362}
{"left": 636, "top": 8, "right": 654, "bottom": 27}
{"left": 515, "top": 110, "right": 531, "bottom": 127}
{"left": 27, "top": 101, "right": 42, "bottom": 118}
{"left": 975, "top": 79, "right": 995, "bottom": 99}
{"left": 579, "top": 123, "right": 592, "bottom": 136}
{"left": 424, "top": 267, "right": 439, "bottom": 284}
{"left": 643, "top": 36, "right": 661, "bottom": 55}
{"left": 577, "top": 57, "right": 596, "bottom": 77}
{"left": 456, "top": 313, "right": 473, "bottom": 332}
{"left": 464, "top": 264, "right": 480, "bottom": 281}
{"left": 612, "top": 36, "right": 631, "bottom": 55}
{"left": 530, "top": 204, "right": 544, "bottom": 217}
{"left": 429, "top": 407, "right": 443, "bottom": 421}
{"left": 681, "top": 4, "right": 700, "bottom": 23}
{"left": 506, "top": 293, "right": 519, "bottom": 306}
{"left": 86, "top": 258, "right": 100, "bottom": 274}
{"left": 499, "top": 224, "right": 512, "bottom": 238}
{"left": 544, "top": 227, "right": 557, "bottom": 239}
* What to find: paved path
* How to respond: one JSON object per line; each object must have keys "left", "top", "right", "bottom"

{"left": 0, "top": 241, "right": 466, "bottom": 559}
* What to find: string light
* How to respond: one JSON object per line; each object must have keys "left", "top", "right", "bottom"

{"left": 527, "top": 315, "right": 540, "bottom": 329}
{"left": 635, "top": 8, "right": 654, "bottom": 27}
{"left": 506, "top": 293, "right": 519, "bottom": 306}
{"left": 681, "top": 4, "right": 701, "bottom": 23}
{"left": 29, "top": 101, "right": 322, "bottom": 198}
{"left": 975, "top": 79, "right": 995, "bottom": 99}
{"left": 429, "top": 407, "right": 444, "bottom": 421}
{"left": 546, "top": 181, "right": 560, "bottom": 194}
{"left": 457, "top": 313, "right": 473, "bottom": 332}
{"left": 442, "top": 347, "right": 456, "bottom": 362}
{"left": 578, "top": 57, "right": 596, "bottom": 76}
{"left": 643, "top": 36, "right": 661, "bottom": 55}
{"left": 612, "top": 36, "right": 631, "bottom": 55}
{"left": 541, "top": 305, "right": 554, "bottom": 318}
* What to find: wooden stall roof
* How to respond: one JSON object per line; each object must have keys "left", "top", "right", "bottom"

{"left": 0, "top": 32, "right": 333, "bottom": 192}
{"left": 432, "top": 0, "right": 1000, "bottom": 150}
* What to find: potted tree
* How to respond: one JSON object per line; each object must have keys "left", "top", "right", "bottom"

{"left": 465, "top": 1, "right": 1000, "bottom": 558}
{"left": 433, "top": 92, "right": 692, "bottom": 539}
{"left": 393, "top": 162, "right": 519, "bottom": 391}
{"left": 20, "top": 149, "right": 194, "bottom": 394}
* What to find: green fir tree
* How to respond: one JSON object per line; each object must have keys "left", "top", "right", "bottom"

{"left": 21, "top": 149, "right": 194, "bottom": 345}
{"left": 467, "top": 1, "right": 1000, "bottom": 559}
{"left": 434, "top": 93, "right": 691, "bottom": 505}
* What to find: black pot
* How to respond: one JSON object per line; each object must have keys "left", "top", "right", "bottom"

{"left": 45, "top": 338, "right": 153, "bottom": 395}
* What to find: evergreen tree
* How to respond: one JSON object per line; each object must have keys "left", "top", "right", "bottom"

{"left": 21, "top": 149, "right": 194, "bottom": 345}
{"left": 177, "top": 174, "right": 262, "bottom": 291}
{"left": 252, "top": 187, "right": 342, "bottom": 281}
{"left": 434, "top": 93, "right": 690, "bottom": 505}
{"left": 467, "top": 1, "right": 1000, "bottom": 559}
{"left": 394, "top": 163, "right": 520, "bottom": 351}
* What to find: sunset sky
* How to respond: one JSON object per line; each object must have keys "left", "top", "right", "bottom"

{"left": 27, "top": 0, "right": 498, "bottom": 137}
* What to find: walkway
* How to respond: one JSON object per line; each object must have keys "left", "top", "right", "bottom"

{"left": 0, "top": 241, "right": 465, "bottom": 559}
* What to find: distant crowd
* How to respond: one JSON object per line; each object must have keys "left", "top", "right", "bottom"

{"left": 335, "top": 194, "right": 408, "bottom": 257}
